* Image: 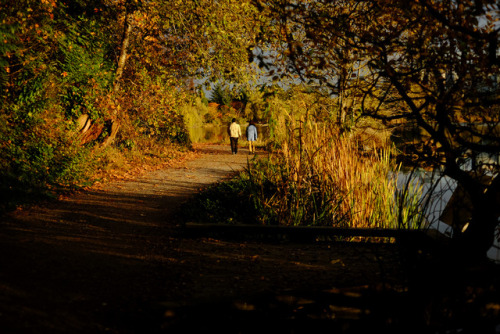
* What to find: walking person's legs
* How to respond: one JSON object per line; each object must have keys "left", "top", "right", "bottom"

{"left": 230, "top": 137, "right": 238, "bottom": 154}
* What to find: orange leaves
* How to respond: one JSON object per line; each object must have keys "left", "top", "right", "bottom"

{"left": 131, "top": 11, "right": 150, "bottom": 29}
{"left": 40, "top": 0, "right": 56, "bottom": 6}
{"left": 40, "top": 0, "right": 57, "bottom": 19}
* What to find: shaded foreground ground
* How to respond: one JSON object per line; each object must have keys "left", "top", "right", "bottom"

{"left": 0, "top": 144, "right": 499, "bottom": 333}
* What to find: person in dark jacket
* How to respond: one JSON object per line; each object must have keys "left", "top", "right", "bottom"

{"left": 246, "top": 120, "right": 258, "bottom": 154}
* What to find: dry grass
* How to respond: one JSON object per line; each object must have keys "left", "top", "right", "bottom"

{"left": 248, "top": 113, "right": 424, "bottom": 229}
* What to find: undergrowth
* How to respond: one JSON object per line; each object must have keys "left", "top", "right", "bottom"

{"left": 181, "top": 175, "right": 261, "bottom": 225}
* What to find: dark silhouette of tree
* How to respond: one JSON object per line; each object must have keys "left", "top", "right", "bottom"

{"left": 256, "top": 0, "right": 500, "bottom": 260}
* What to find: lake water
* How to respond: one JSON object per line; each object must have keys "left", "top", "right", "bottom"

{"left": 396, "top": 169, "right": 500, "bottom": 263}
{"left": 395, "top": 123, "right": 499, "bottom": 262}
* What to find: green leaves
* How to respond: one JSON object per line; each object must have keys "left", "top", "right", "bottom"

{"left": 57, "top": 17, "right": 115, "bottom": 119}
{"left": 0, "top": 22, "right": 18, "bottom": 90}
{"left": 209, "top": 83, "right": 233, "bottom": 106}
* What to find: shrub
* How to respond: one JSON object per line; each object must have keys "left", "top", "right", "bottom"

{"left": 181, "top": 176, "right": 261, "bottom": 225}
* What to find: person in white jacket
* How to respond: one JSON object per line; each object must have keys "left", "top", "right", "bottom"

{"left": 228, "top": 118, "right": 242, "bottom": 154}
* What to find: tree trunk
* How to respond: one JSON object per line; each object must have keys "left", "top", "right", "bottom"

{"left": 113, "top": 12, "right": 133, "bottom": 93}
{"left": 453, "top": 174, "right": 500, "bottom": 262}
{"left": 457, "top": 204, "right": 497, "bottom": 262}
{"left": 107, "top": 10, "right": 133, "bottom": 147}
{"left": 101, "top": 120, "right": 120, "bottom": 148}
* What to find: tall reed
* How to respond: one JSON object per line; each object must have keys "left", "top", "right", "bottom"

{"left": 247, "top": 113, "right": 424, "bottom": 229}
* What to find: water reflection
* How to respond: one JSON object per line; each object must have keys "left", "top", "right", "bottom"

{"left": 396, "top": 168, "right": 500, "bottom": 263}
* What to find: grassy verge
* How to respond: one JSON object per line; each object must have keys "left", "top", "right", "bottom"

{"left": 0, "top": 139, "right": 192, "bottom": 214}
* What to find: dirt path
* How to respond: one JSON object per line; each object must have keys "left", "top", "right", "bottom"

{"left": 3, "top": 144, "right": 491, "bottom": 333}
{"left": 0, "top": 144, "right": 256, "bottom": 332}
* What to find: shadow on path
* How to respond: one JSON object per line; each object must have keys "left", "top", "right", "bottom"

{"left": 0, "top": 144, "right": 253, "bottom": 333}
{"left": 1, "top": 144, "right": 498, "bottom": 333}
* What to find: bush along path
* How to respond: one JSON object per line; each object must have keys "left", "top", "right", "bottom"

{"left": 0, "top": 144, "right": 498, "bottom": 334}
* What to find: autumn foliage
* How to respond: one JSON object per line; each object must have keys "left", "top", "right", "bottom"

{"left": 0, "top": 0, "right": 263, "bottom": 211}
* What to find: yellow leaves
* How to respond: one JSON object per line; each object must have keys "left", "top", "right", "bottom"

{"left": 144, "top": 36, "right": 158, "bottom": 43}
{"left": 130, "top": 11, "right": 150, "bottom": 29}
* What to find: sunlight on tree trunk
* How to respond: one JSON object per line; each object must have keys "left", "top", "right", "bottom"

{"left": 114, "top": 11, "right": 133, "bottom": 94}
